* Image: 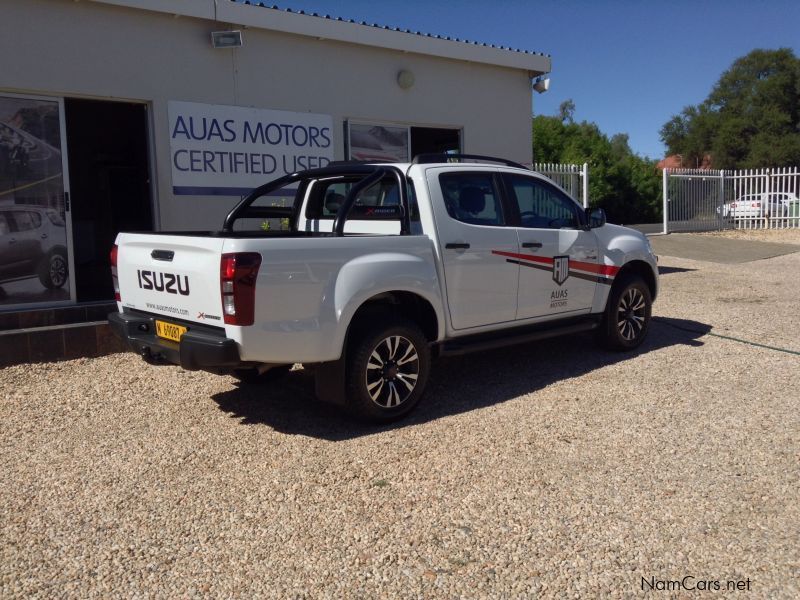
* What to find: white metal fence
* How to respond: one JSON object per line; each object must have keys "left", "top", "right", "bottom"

{"left": 663, "top": 167, "right": 800, "bottom": 233}
{"left": 532, "top": 162, "right": 589, "bottom": 208}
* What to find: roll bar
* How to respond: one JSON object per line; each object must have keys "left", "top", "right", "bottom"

{"left": 222, "top": 164, "right": 411, "bottom": 236}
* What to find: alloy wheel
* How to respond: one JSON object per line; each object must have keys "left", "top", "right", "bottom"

{"left": 365, "top": 335, "right": 419, "bottom": 408}
{"left": 617, "top": 287, "right": 646, "bottom": 341}
{"left": 50, "top": 255, "right": 67, "bottom": 287}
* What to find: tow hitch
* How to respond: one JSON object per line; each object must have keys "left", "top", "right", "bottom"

{"left": 140, "top": 346, "right": 164, "bottom": 364}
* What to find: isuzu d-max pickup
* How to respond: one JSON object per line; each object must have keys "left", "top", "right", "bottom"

{"left": 109, "top": 155, "right": 658, "bottom": 422}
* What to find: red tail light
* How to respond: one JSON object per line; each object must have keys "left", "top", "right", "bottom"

{"left": 110, "top": 244, "right": 120, "bottom": 301}
{"left": 220, "top": 253, "right": 261, "bottom": 326}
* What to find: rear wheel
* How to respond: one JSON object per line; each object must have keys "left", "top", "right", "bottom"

{"left": 345, "top": 317, "right": 430, "bottom": 423}
{"left": 598, "top": 274, "right": 652, "bottom": 350}
{"left": 38, "top": 251, "right": 68, "bottom": 289}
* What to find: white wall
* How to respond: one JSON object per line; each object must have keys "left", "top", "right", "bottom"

{"left": 0, "top": 0, "right": 534, "bottom": 230}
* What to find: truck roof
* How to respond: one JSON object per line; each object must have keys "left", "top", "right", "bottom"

{"left": 334, "top": 154, "right": 533, "bottom": 172}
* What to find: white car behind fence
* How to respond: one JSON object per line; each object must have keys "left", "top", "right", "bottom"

{"left": 719, "top": 192, "right": 798, "bottom": 221}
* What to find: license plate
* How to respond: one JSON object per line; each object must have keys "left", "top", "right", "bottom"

{"left": 155, "top": 320, "right": 187, "bottom": 343}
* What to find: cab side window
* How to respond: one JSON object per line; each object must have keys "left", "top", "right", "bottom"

{"left": 504, "top": 175, "right": 580, "bottom": 229}
{"left": 306, "top": 176, "right": 401, "bottom": 220}
{"left": 438, "top": 172, "right": 504, "bottom": 226}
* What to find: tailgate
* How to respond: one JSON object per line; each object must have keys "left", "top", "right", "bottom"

{"left": 115, "top": 233, "right": 226, "bottom": 326}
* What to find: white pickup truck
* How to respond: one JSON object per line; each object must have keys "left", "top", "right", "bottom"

{"left": 109, "top": 155, "right": 658, "bottom": 422}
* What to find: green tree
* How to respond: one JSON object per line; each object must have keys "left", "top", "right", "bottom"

{"left": 660, "top": 48, "right": 800, "bottom": 169}
{"left": 610, "top": 133, "right": 632, "bottom": 160}
{"left": 533, "top": 107, "right": 661, "bottom": 223}
{"left": 558, "top": 99, "right": 576, "bottom": 124}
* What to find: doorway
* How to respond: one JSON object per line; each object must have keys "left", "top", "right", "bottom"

{"left": 411, "top": 127, "right": 461, "bottom": 157}
{"left": 64, "top": 99, "right": 152, "bottom": 302}
{"left": 346, "top": 121, "right": 460, "bottom": 162}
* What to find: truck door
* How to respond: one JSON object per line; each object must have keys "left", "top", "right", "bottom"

{"left": 426, "top": 168, "right": 519, "bottom": 330}
{"left": 501, "top": 173, "right": 598, "bottom": 320}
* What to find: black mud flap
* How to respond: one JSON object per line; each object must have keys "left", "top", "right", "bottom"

{"left": 314, "top": 354, "right": 347, "bottom": 406}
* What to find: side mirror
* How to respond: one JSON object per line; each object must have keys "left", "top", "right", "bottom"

{"left": 586, "top": 207, "right": 606, "bottom": 229}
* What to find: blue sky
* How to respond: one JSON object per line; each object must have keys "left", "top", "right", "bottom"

{"left": 237, "top": 0, "right": 800, "bottom": 160}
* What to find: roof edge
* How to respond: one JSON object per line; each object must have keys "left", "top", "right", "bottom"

{"left": 86, "top": 0, "right": 551, "bottom": 75}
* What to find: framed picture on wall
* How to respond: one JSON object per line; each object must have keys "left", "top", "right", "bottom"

{"left": 346, "top": 121, "right": 410, "bottom": 162}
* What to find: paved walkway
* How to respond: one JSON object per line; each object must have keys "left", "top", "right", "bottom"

{"left": 649, "top": 233, "right": 800, "bottom": 263}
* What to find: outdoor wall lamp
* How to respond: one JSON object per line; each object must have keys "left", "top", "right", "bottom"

{"left": 211, "top": 30, "right": 243, "bottom": 48}
{"left": 397, "top": 70, "right": 415, "bottom": 90}
{"left": 532, "top": 77, "right": 550, "bottom": 93}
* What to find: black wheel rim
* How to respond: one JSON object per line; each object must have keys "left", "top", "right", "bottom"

{"left": 50, "top": 256, "right": 67, "bottom": 286}
{"left": 617, "top": 287, "right": 646, "bottom": 341}
{"left": 365, "top": 335, "right": 419, "bottom": 408}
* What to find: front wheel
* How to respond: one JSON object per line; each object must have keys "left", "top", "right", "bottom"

{"left": 345, "top": 318, "right": 431, "bottom": 423}
{"left": 598, "top": 275, "right": 652, "bottom": 350}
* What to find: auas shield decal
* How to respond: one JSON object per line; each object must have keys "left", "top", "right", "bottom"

{"left": 553, "top": 256, "right": 569, "bottom": 285}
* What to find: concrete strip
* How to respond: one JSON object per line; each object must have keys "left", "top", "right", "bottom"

{"left": 649, "top": 233, "right": 800, "bottom": 263}
{"left": 626, "top": 223, "right": 663, "bottom": 235}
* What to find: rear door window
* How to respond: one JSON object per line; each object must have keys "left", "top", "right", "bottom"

{"left": 11, "top": 210, "right": 41, "bottom": 231}
{"left": 438, "top": 172, "right": 504, "bottom": 226}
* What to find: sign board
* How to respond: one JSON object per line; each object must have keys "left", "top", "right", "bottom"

{"left": 168, "top": 101, "right": 334, "bottom": 196}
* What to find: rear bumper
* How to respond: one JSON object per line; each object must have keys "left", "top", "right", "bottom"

{"left": 108, "top": 311, "right": 241, "bottom": 371}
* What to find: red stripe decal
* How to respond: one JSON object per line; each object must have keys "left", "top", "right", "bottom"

{"left": 491, "top": 250, "right": 553, "bottom": 266}
{"left": 571, "top": 260, "right": 620, "bottom": 277}
{"left": 492, "top": 249, "right": 619, "bottom": 277}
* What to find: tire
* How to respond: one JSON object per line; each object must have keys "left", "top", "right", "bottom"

{"left": 38, "top": 251, "right": 68, "bottom": 289}
{"left": 233, "top": 364, "right": 291, "bottom": 384}
{"left": 598, "top": 274, "right": 652, "bottom": 351}
{"left": 345, "top": 317, "right": 431, "bottom": 423}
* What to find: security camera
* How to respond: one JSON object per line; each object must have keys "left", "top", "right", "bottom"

{"left": 532, "top": 77, "right": 550, "bottom": 94}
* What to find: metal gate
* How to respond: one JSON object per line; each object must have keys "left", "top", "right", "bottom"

{"left": 662, "top": 169, "right": 729, "bottom": 233}
{"left": 663, "top": 167, "right": 800, "bottom": 233}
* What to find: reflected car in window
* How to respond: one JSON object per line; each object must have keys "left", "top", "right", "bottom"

{"left": 0, "top": 204, "right": 68, "bottom": 289}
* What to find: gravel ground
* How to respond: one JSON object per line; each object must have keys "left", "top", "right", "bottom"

{"left": 2, "top": 233, "right": 799, "bottom": 598}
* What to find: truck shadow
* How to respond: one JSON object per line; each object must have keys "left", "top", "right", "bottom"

{"left": 210, "top": 316, "right": 711, "bottom": 440}
{"left": 658, "top": 266, "right": 697, "bottom": 275}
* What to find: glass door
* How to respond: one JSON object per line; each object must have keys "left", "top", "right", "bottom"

{"left": 0, "top": 93, "right": 75, "bottom": 308}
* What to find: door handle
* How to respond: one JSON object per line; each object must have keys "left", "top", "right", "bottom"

{"left": 8, "top": 238, "right": 16, "bottom": 244}
{"left": 522, "top": 241, "right": 542, "bottom": 249}
{"left": 41, "top": 233, "right": 48, "bottom": 239}
{"left": 445, "top": 242, "right": 470, "bottom": 249}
